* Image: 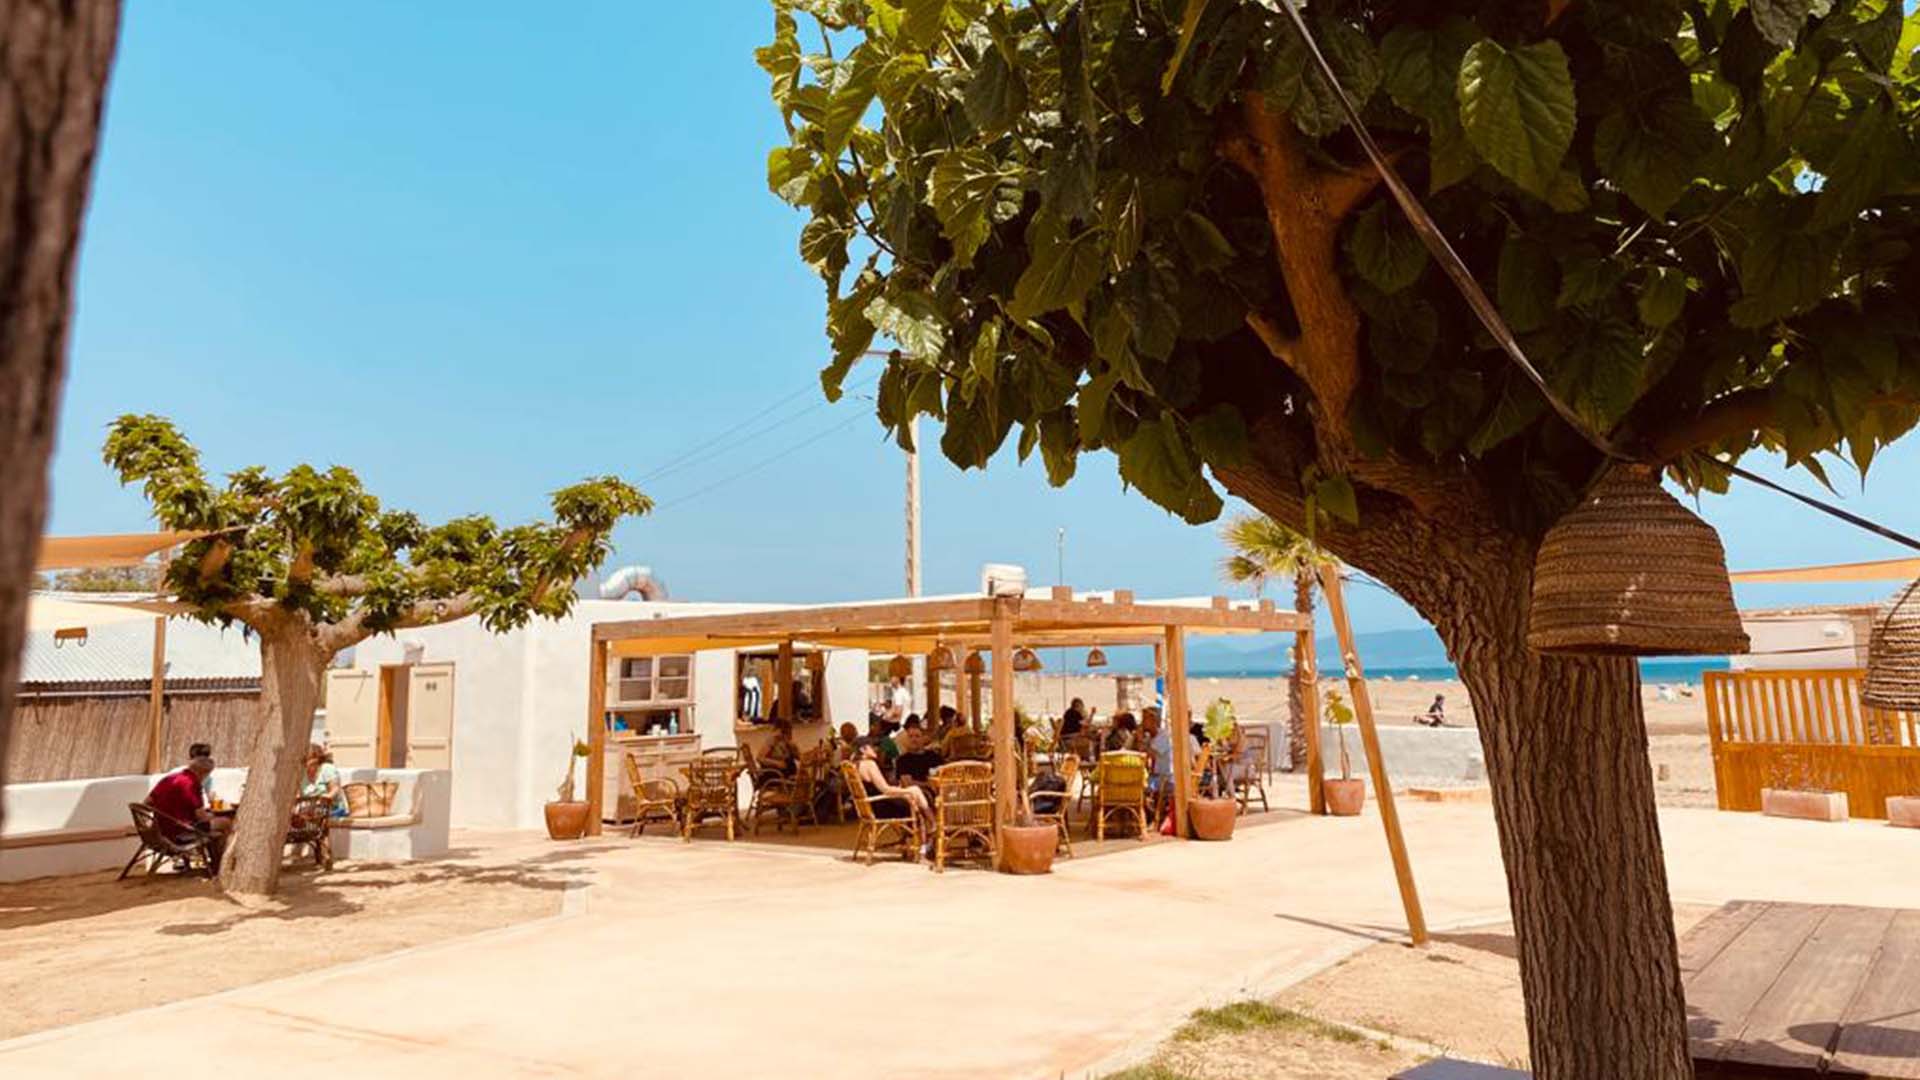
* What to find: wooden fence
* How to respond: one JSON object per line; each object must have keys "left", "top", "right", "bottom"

{"left": 1703, "top": 668, "right": 1920, "bottom": 820}
{"left": 5, "top": 680, "right": 262, "bottom": 783}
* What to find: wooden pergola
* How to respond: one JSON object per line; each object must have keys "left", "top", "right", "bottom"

{"left": 586, "top": 577, "right": 1427, "bottom": 943}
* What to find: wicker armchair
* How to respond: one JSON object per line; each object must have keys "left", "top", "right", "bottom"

{"left": 120, "top": 803, "right": 215, "bottom": 879}
{"left": 1093, "top": 751, "right": 1148, "bottom": 841}
{"left": 286, "top": 795, "right": 336, "bottom": 870}
{"left": 681, "top": 757, "right": 742, "bottom": 842}
{"left": 1027, "top": 753, "right": 1076, "bottom": 858}
{"left": 929, "top": 761, "right": 996, "bottom": 872}
{"left": 622, "top": 753, "right": 683, "bottom": 837}
{"left": 1229, "top": 734, "right": 1269, "bottom": 814}
{"left": 740, "top": 742, "right": 802, "bottom": 836}
{"left": 840, "top": 761, "right": 923, "bottom": 864}
{"left": 1063, "top": 734, "right": 1098, "bottom": 811}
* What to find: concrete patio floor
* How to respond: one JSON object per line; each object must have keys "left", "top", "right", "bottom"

{"left": 3, "top": 777, "right": 1914, "bottom": 1079}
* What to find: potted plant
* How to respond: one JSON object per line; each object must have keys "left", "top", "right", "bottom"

{"left": 1760, "top": 752, "right": 1849, "bottom": 822}
{"left": 1188, "top": 698, "right": 1240, "bottom": 840}
{"left": 1323, "top": 690, "right": 1366, "bottom": 816}
{"left": 1000, "top": 799, "right": 1058, "bottom": 875}
{"left": 544, "top": 737, "right": 594, "bottom": 839}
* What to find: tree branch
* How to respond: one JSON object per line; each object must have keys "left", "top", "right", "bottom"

{"left": 312, "top": 574, "right": 370, "bottom": 597}
{"left": 196, "top": 540, "right": 232, "bottom": 587}
{"left": 1647, "top": 388, "right": 1775, "bottom": 463}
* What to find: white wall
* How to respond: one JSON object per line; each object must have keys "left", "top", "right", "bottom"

{"left": 1733, "top": 612, "right": 1871, "bottom": 672}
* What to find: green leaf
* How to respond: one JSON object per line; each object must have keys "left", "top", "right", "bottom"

{"left": 1380, "top": 16, "right": 1482, "bottom": 122}
{"left": 1729, "top": 208, "right": 1843, "bottom": 327}
{"left": 1265, "top": 18, "right": 1380, "bottom": 138}
{"left": 901, "top": 0, "right": 955, "bottom": 50}
{"left": 1594, "top": 92, "right": 1718, "bottom": 217}
{"left": 1117, "top": 415, "right": 1220, "bottom": 525}
{"left": 1037, "top": 137, "right": 1098, "bottom": 224}
{"left": 1161, "top": 0, "right": 1213, "bottom": 94}
{"left": 1187, "top": 405, "right": 1248, "bottom": 467}
{"left": 823, "top": 46, "right": 881, "bottom": 157}
{"left": 1556, "top": 255, "right": 1626, "bottom": 310}
{"left": 1057, "top": 5, "right": 1097, "bottom": 131}
{"left": 1750, "top": 0, "right": 1816, "bottom": 48}
{"left": 1457, "top": 39, "right": 1578, "bottom": 198}
{"left": 1175, "top": 211, "right": 1236, "bottom": 272}
{"left": 964, "top": 35, "right": 1027, "bottom": 135}
{"left": 1078, "top": 369, "right": 1120, "bottom": 444}
{"left": 1345, "top": 202, "right": 1429, "bottom": 293}
{"left": 969, "top": 317, "right": 1002, "bottom": 385}
{"left": 766, "top": 146, "right": 814, "bottom": 203}
{"left": 1637, "top": 266, "right": 1689, "bottom": 328}
{"left": 1467, "top": 374, "right": 1548, "bottom": 454}
{"left": 1809, "top": 101, "right": 1907, "bottom": 232}
{"left": 1039, "top": 413, "right": 1078, "bottom": 486}
{"left": 928, "top": 149, "right": 1017, "bottom": 267}
{"left": 1313, "top": 473, "right": 1359, "bottom": 525}
{"left": 798, "top": 217, "right": 852, "bottom": 286}
{"left": 1427, "top": 115, "right": 1480, "bottom": 193}
{"left": 1009, "top": 222, "right": 1109, "bottom": 321}
{"left": 864, "top": 293, "right": 947, "bottom": 358}
{"left": 1560, "top": 316, "right": 1649, "bottom": 431}
{"left": 1101, "top": 177, "right": 1144, "bottom": 272}
{"left": 1496, "top": 235, "right": 1557, "bottom": 334}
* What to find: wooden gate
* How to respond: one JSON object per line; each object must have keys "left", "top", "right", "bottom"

{"left": 1703, "top": 668, "right": 1920, "bottom": 820}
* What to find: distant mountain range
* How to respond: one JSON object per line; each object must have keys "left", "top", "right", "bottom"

{"left": 1057, "top": 626, "right": 1450, "bottom": 676}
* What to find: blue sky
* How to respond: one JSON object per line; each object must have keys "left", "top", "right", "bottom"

{"left": 44, "top": 3, "right": 1920, "bottom": 638}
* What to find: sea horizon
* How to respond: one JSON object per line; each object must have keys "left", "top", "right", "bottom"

{"left": 1055, "top": 657, "right": 1732, "bottom": 686}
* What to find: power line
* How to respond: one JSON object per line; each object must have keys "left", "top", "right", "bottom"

{"left": 654, "top": 411, "right": 871, "bottom": 511}
{"left": 639, "top": 370, "right": 876, "bottom": 485}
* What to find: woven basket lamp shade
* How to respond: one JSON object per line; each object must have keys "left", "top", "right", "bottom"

{"left": 1862, "top": 579, "right": 1920, "bottom": 710}
{"left": 1527, "top": 464, "right": 1750, "bottom": 657}
{"left": 1012, "top": 647, "right": 1043, "bottom": 672}
{"left": 928, "top": 645, "right": 956, "bottom": 671}
{"left": 963, "top": 651, "right": 985, "bottom": 675}
{"left": 887, "top": 654, "right": 913, "bottom": 680}
{"left": 1086, "top": 647, "right": 1108, "bottom": 669}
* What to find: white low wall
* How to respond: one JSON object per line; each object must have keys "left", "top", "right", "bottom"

{"left": 0, "top": 767, "right": 449, "bottom": 883}
{"left": 1317, "top": 723, "right": 1485, "bottom": 786}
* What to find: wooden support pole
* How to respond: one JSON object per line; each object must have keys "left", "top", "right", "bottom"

{"left": 925, "top": 651, "right": 940, "bottom": 718}
{"left": 585, "top": 638, "right": 608, "bottom": 835}
{"left": 1318, "top": 565, "right": 1428, "bottom": 946}
{"left": 969, "top": 666, "right": 983, "bottom": 729}
{"left": 775, "top": 639, "right": 794, "bottom": 721}
{"left": 145, "top": 616, "right": 167, "bottom": 773}
{"left": 990, "top": 600, "right": 1016, "bottom": 857}
{"left": 1297, "top": 624, "right": 1325, "bottom": 815}
{"left": 1165, "top": 626, "right": 1192, "bottom": 840}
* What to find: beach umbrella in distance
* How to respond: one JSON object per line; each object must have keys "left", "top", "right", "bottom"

{"left": 1863, "top": 579, "right": 1920, "bottom": 710}
{"left": 1527, "top": 464, "right": 1750, "bottom": 656}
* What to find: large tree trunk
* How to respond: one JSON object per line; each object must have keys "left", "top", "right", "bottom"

{"left": 0, "top": 0, "right": 121, "bottom": 832}
{"left": 1284, "top": 569, "right": 1312, "bottom": 770}
{"left": 220, "top": 623, "right": 327, "bottom": 897}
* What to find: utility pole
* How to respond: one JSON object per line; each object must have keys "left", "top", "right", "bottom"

{"left": 906, "top": 417, "right": 921, "bottom": 598}
{"left": 1057, "top": 527, "right": 1067, "bottom": 712}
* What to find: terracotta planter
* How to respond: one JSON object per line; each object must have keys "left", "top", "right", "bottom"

{"left": 999, "top": 823, "right": 1057, "bottom": 874}
{"left": 1888, "top": 796, "right": 1920, "bottom": 828}
{"left": 1188, "top": 796, "right": 1237, "bottom": 840}
{"left": 1760, "top": 788, "right": 1848, "bottom": 823}
{"left": 1325, "top": 777, "right": 1366, "bottom": 817}
{"left": 544, "top": 800, "right": 591, "bottom": 840}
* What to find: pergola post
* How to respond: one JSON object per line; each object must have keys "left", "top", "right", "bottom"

{"left": 990, "top": 599, "right": 1016, "bottom": 855}
{"left": 585, "top": 637, "right": 608, "bottom": 836}
{"left": 1297, "top": 623, "right": 1325, "bottom": 814}
{"left": 924, "top": 651, "right": 940, "bottom": 719}
{"left": 969, "top": 661, "right": 983, "bottom": 730}
{"left": 1318, "top": 565, "right": 1428, "bottom": 945}
{"left": 1164, "top": 626, "right": 1193, "bottom": 840}
{"left": 145, "top": 615, "right": 167, "bottom": 773}
{"left": 775, "top": 639, "right": 794, "bottom": 720}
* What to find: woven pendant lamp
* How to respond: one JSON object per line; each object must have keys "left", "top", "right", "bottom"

{"left": 928, "top": 645, "right": 956, "bottom": 671}
{"left": 1863, "top": 579, "right": 1920, "bottom": 710}
{"left": 887, "top": 654, "right": 913, "bottom": 680}
{"left": 1527, "top": 464, "right": 1750, "bottom": 657}
{"left": 1086, "top": 647, "right": 1109, "bottom": 669}
{"left": 963, "top": 651, "right": 986, "bottom": 675}
{"left": 1012, "top": 647, "right": 1043, "bottom": 672}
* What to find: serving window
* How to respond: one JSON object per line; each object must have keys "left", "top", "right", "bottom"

{"left": 736, "top": 649, "right": 826, "bottom": 725}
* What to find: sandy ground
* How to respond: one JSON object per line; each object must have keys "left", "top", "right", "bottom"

{"left": 0, "top": 833, "right": 571, "bottom": 1039}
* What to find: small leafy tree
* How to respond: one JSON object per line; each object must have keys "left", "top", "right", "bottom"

{"left": 761, "top": 2, "right": 1920, "bottom": 1074}
{"left": 1218, "top": 512, "right": 1335, "bottom": 771}
{"left": 103, "top": 415, "right": 649, "bottom": 897}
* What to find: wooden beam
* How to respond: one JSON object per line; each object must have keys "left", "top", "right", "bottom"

{"left": 775, "top": 639, "right": 794, "bottom": 721}
{"left": 585, "top": 638, "right": 608, "bottom": 836}
{"left": 145, "top": 616, "right": 167, "bottom": 773}
{"left": 1319, "top": 565, "right": 1427, "bottom": 946}
{"left": 925, "top": 649, "right": 940, "bottom": 717}
{"left": 969, "top": 665, "right": 982, "bottom": 728}
{"left": 1298, "top": 621, "right": 1325, "bottom": 815}
{"left": 1165, "top": 626, "right": 1193, "bottom": 840}
{"left": 990, "top": 598, "right": 1016, "bottom": 863}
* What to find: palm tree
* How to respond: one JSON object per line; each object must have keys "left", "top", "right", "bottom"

{"left": 1218, "top": 514, "right": 1337, "bottom": 772}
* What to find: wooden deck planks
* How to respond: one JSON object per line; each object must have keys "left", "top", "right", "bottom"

{"left": 1722, "top": 906, "right": 1897, "bottom": 1074}
{"left": 1679, "top": 900, "right": 1768, "bottom": 975}
{"left": 1831, "top": 909, "right": 1920, "bottom": 1079}
{"left": 1686, "top": 902, "right": 1828, "bottom": 1060}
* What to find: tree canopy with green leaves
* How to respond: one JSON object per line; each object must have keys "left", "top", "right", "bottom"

{"left": 104, "top": 415, "right": 649, "bottom": 895}
{"left": 761, "top": 2, "right": 1920, "bottom": 1075}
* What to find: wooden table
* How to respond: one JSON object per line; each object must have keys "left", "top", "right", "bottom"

{"left": 1685, "top": 900, "right": 1920, "bottom": 1078}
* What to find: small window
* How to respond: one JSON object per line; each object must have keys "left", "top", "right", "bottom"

{"left": 736, "top": 649, "right": 826, "bottom": 724}
{"left": 613, "top": 654, "right": 693, "bottom": 706}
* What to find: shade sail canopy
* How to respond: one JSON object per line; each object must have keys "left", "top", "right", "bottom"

{"left": 27, "top": 594, "right": 190, "bottom": 632}
{"left": 34, "top": 531, "right": 206, "bottom": 571}
{"left": 1730, "top": 557, "right": 1920, "bottom": 585}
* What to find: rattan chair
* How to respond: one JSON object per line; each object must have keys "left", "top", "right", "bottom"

{"left": 622, "top": 753, "right": 683, "bottom": 837}
{"left": 1064, "top": 734, "right": 1098, "bottom": 811}
{"left": 929, "top": 761, "right": 996, "bottom": 872}
{"left": 740, "top": 742, "right": 802, "bottom": 835}
{"left": 286, "top": 795, "right": 336, "bottom": 870}
{"left": 1027, "top": 753, "right": 1076, "bottom": 858}
{"left": 120, "top": 803, "right": 215, "bottom": 879}
{"left": 840, "top": 761, "right": 923, "bottom": 864}
{"left": 681, "top": 757, "right": 742, "bottom": 842}
{"left": 1229, "top": 736, "right": 1269, "bottom": 813}
{"left": 1093, "top": 751, "right": 1148, "bottom": 841}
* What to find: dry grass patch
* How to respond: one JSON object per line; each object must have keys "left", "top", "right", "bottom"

{"left": 1105, "top": 1000, "right": 1419, "bottom": 1080}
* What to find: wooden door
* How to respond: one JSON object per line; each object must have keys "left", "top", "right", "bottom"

{"left": 326, "top": 669, "right": 380, "bottom": 768}
{"left": 405, "top": 662, "right": 455, "bottom": 769}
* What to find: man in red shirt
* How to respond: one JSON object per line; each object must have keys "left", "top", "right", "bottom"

{"left": 146, "top": 755, "right": 226, "bottom": 869}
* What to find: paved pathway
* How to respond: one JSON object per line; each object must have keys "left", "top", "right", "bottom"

{"left": 4, "top": 781, "right": 1915, "bottom": 1079}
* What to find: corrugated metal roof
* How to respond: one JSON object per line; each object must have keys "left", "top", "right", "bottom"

{"left": 19, "top": 610, "right": 261, "bottom": 684}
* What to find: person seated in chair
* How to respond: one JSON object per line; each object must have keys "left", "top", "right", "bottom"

{"left": 301, "top": 743, "right": 349, "bottom": 818}
{"left": 854, "top": 742, "right": 933, "bottom": 836}
{"left": 761, "top": 720, "right": 800, "bottom": 777}
{"left": 1060, "top": 698, "right": 1087, "bottom": 739}
{"left": 893, "top": 719, "right": 945, "bottom": 788}
{"left": 146, "top": 751, "right": 228, "bottom": 868}
{"left": 1103, "top": 712, "right": 1140, "bottom": 753}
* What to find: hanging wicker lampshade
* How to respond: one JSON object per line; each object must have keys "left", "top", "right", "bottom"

{"left": 887, "top": 653, "right": 913, "bottom": 680}
{"left": 963, "top": 651, "right": 985, "bottom": 675}
{"left": 1862, "top": 579, "right": 1920, "bottom": 710}
{"left": 1012, "top": 647, "right": 1043, "bottom": 671}
{"left": 1527, "top": 464, "right": 1750, "bottom": 657}
{"left": 928, "top": 644, "right": 956, "bottom": 671}
{"left": 1086, "top": 647, "right": 1109, "bottom": 668}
